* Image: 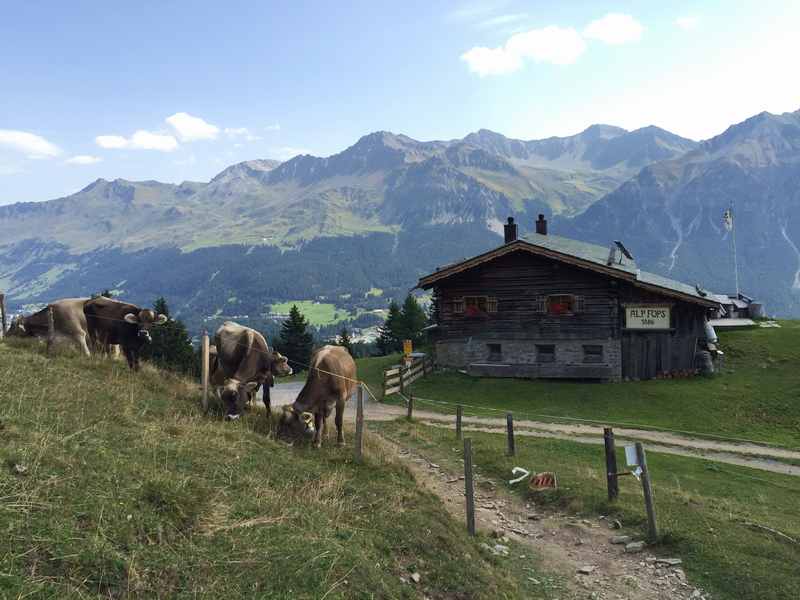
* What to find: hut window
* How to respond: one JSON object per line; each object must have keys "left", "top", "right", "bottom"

{"left": 461, "top": 296, "right": 498, "bottom": 317}
{"left": 452, "top": 298, "right": 465, "bottom": 314}
{"left": 583, "top": 345, "right": 604, "bottom": 363}
{"left": 487, "top": 343, "right": 502, "bottom": 362}
{"left": 536, "top": 344, "right": 556, "bottom": 363}
{"left": 545, "top": 294, "right": 584, "bottom": 316}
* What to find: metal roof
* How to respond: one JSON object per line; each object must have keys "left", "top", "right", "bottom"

{"left": 418, "top": 233, "right": 719, "bottom": 308}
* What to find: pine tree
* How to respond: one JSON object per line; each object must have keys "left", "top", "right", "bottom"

{"left": 376, "top": 301, "right": 403, "bottom": 355}
{"left": 141, "top": 297, "right": 197, "bottom": 374}
{"left": 337, "top": 326, "right": 354, "bottom": 355}
{"left": 277, "top": 304, "right": 314, "bottom": 371}
{"left": 400, "top": 294, "right": 428, "bottom": 347}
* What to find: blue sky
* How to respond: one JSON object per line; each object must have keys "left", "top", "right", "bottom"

{"left": 1, "top": 0, "right": 799, "bottom": 204}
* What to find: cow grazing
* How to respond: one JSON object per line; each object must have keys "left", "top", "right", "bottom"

{"left": 7, "top": 298, "right": 92, "bottom": 356}
{"left": 83, "top": 297, "right": 167, "bottom": 370}
{"left": 278, "top": 345, "right": 357, "bottom": 448}
{"left": 211, "top": 321, "right": 292, "bottom": 421}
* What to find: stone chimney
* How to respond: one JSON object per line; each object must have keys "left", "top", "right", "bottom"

{"left": 535, "top": 214, "right": 548, "bottom": 235}
{"left": 504, "top": 217, "right": 518, "bottom": 243}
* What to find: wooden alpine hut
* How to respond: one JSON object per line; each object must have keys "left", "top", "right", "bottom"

{"left": 418, "top": 216, "right": 721, "bottom": 381}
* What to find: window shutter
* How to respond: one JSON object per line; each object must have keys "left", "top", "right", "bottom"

{"left": 575, "top": 295, "right": 586, "bottom": 314}
{"left": 487, "top": 297, "right": 498, "bottom": 313}
{"left": 453, "top": 298, "right": 464, "bottom": 314}
{"left": 534, "top": 296, "right": 546, "bottom": 314}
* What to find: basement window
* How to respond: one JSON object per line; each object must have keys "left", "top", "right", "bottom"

{"left": 536, "top": 344, "right": 556, "bottom": 363}
{"left": 487, "top": 343, "right": 502, "bottom": 362}
{"left": 583, "top": 345, "right": 604, "bottom": 364}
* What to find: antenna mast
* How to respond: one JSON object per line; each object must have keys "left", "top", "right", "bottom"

{"left": 731, "top": 200, "right": 740, "bottom": 296}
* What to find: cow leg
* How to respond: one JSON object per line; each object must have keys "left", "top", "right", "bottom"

{"left": 335, "top": 398, "right": 345, "bottom": 446}
{"left": 124, "top": 347, "right": 137, "bottom": 370}
{"left": 313, "top": 412, "right": 324, "bottom": 448}
{"left": 78, "top": 333, "right": 91, "bottom": 357}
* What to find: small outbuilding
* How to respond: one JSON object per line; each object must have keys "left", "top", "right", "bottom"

{"left": 418, "top": 216, "right": 721, "bottom": 381}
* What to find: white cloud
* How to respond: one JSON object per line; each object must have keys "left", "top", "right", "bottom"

{"left": 224, "top": 127, "right": 262, "bottom": 142}
{"left": 475, "top": 13, "right": 528, "bottom": 30}
{"left": 0, "top": 129, "right": 61, "bottom": 158}
{"left": 95, "top": 130, "right": 178, "bottom": 152}
{"left": 461, "top": 25, "right": 585, "bottom": 76}
{"left": 95, "top": 135, "right": 128, "bottom": 149}
{"left": 65, "top": 155, "right": 102, "bottom": 165}
{"left": 584, "top": 13, "right": 643, "bottom": 45}
{"left": 166, "top": 112, "right": 219, "bottom": 142}
{"left": 265, "top": 123, "right": 281, "bottom": 132}
{"left": 675, "top": 16, "right": 699, "bottom": 31}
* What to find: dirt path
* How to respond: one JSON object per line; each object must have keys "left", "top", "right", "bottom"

{"left": 381, "top": 436, "right": 711, "bottom": 600}
{"left": 270, "top": 384, "right": 800, "bottom": 477}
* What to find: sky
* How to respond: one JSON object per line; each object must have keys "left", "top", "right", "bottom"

{"left": 1, "top": 0, "right": 799, "bottom": 205}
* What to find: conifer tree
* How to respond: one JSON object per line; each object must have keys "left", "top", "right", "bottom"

{"left": 277, "top": 304, "right": 314, "bottom": 371}
{"left": 337, "top": 326, "right": 354, "bottom": 356}
{"left": 376, "top": 301, "right": 403, "bottom": 355}
{"left": 400, "top": 294, "right": 428, "bottom": 347}
{"left": 141, "top": 297, "right": 197, "bottom": 374}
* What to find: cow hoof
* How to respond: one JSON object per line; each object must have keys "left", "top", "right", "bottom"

{"left": 224, "top": 414, "right": 241, "bottom": 422}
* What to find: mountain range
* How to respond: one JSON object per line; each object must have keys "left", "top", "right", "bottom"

{"left": 1, "top": 109, "right": 799, "bottom": 333}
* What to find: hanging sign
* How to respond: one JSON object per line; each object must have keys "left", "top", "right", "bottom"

{"left": 625, "top": 305, "right": 671, "bottom": 330}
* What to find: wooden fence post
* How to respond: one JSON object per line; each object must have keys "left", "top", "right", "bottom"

{"left": 355, "top": 384, "right": 364, "bottom": 463}
{"left": 201, "top": 330, "right": 210, "bottom": 413}
{"left": 456, "top": 405, "right": 463, "bottom": 440}
{"left": 506, "top": 413, "right": 515, "bottom": 457}
{"left": 635, "top": 442, "right": 658, "bottom": 542}
{"left": 406, "top": 393, "right": 414, "bottom": 420}
{"left": 464, "top": 437, "right": 476, "bottom": 536}
{"left": 399, "top": 363, "right": 405, "bottom": 395}
{"left": 46, "top": 305, "right": 55, "bottom": 355}
{"left": 0, "top": 293, "right": 6, "bottom": 339}
{"left": 604, "top": 427, "right": 619, "bottom": 501}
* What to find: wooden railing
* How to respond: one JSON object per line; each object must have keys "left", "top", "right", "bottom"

{"left": 382, "top": 355, "right": 434, "bottom": 398}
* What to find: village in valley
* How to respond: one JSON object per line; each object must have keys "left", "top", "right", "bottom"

{"left": 1, "top": 3, "right": 799, "bottom": 600}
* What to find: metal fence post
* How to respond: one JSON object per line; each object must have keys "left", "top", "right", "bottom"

{"left": 355, "top": 384, "right": 364, "bottom": 462}
{"left": 464, "top": 438, "right": 476, "bottom": 536}
{"left": 201, "top": 330, "right": 210, "bottom": 413}
{"left": 604, "top": 427, "right": 619, "bottom": 501}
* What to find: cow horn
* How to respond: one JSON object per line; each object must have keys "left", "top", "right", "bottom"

{"left": 155, "top": 314, "right": 168, "bottom": 325}
{"left": 124, "top": 313, "right": 139, "bottom": 324}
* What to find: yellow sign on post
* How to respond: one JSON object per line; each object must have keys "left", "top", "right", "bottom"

{"left": 403, "top": 339, "right": 413, "bottom": 356}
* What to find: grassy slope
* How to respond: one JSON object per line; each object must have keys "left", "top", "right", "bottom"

{"left": 269, "top": 301, "right": 364, "bottom": 327}
{"left": 0, "top": 341, "right": 552, "bottom": 599}
{"left": 400, "top": 324, "right": 800, "bottom": 446}
{"left": 376, "top": 421, "right": 800, "bottom": 600}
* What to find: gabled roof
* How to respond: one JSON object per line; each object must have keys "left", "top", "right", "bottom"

{"left": 418, "top": 233, "right": 719, "bottom": 308}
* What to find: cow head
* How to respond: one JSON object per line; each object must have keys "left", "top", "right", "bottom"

{"left": 123, "top": 309, "right": 168, "bottom": 343}
{"left": 277, "top": 405, "right": 316, "bottom": 440}
{"left": 269, "top": 351, "right": 293, "bottom": 377}
{"left": 221, "top": 378, "right": 260, "bottom": 416}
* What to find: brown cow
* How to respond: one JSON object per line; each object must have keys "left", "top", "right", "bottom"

{"left": 83, "top": 297, "right": 167, "bottom": 370}
{"left": 211, "top": 321, "right": 293, "bottom": 421}
{"left": 278, "top": 345, "right": 357, "bottom": 448}
{"left": 7, "top": 298, "right": 92, "bottom": 356}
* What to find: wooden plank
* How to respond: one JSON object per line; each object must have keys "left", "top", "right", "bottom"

{"left": 384, "top": 367, "right": 401, "bottom": 377}
{"left": 384, "top": 385, "right": 401, "bottom": 396}
{"left": 403, "top": 371, "right": 424, "bottom": 386}
{"left": 384, "top": 375, "right": 401, "bottom": 387}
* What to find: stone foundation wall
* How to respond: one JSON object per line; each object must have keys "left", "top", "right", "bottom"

{"left": 435, "top": 338, "right": 622, "bottom": 381}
